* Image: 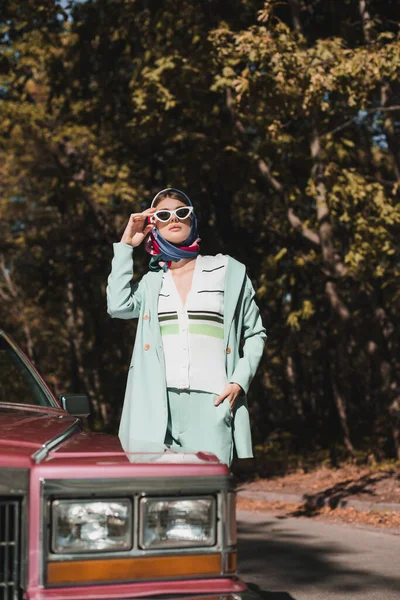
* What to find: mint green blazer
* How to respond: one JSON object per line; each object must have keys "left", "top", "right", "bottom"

{"left": 107, "top": 242, "right": 267, "bottom": 458}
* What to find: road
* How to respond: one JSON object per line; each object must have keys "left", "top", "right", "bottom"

{"left": 237, "top": 510, "right": 400, "bottom": 600}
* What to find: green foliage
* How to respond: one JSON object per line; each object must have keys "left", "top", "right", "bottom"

{"left": 1, "top": 0, "right": 399, "bottom": 461}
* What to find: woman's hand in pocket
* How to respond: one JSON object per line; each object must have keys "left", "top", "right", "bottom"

{"left": 214, "top": 383, "right": 243, "bottom": 410}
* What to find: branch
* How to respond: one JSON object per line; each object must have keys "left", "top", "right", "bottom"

{"left": 0, "top": 286, "right": 10, "bottom": 301}
{"left": 380, "top": 84, "right": 400, "bottom": 183}
{"left": 310, "top": 120, "right": 349, "bottom": 278}
{"left": 226, "top": 89, "right": 284, "bottom": 191}
{"left": 0, "top": 255, "right": 17, "bottom": 298}
{"left": 325, "top": 281, "right": 351, "bottom": 321}
{"left": 322, "top": 106, "right": 400, "bottom": 139}
{"left": 288, "top": 0, "right": 302, "bottom": 33}
{"left": 253, "top": 153, "right": 285, "bottom": 195}
{"left": 363, "top": 174, "right": 398, "bottom": 188}
{"left": 226, "top": 88, "right": 320, "bottom": 245}
{"left": 287, "top": 208, "right": 320, "bottom": 246}
{"left": 359, "top": 0, "right": 373, "bottom": 44}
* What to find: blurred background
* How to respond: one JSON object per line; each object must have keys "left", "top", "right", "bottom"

{"left": 0, "top": 0, "right": 399, "bottom": 470}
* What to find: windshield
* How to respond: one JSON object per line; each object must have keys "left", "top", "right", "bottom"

{"left": 0, "top": 335, "right": 57, "bottom": 408}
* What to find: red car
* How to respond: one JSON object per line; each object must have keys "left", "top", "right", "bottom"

{"left": 0, "top": 329, "right": 250, "bottom": 600}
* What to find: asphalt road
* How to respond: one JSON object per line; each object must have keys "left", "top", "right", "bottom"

{"left": 237, "top": 510, "right": 400, "bottom": 600}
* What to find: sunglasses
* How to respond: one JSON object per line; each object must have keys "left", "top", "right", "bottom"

{"left": 152, "top": 206, "right": 194, "bottom": 223}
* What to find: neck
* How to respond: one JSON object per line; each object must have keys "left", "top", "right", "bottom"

{"left": 169, "top": 257, "right": 196, "bottom": 271}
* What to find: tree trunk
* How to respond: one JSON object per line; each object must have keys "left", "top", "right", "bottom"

{"left": 330, "top": 346, "right": 354, "bottom": 455}
{"left": 366, "top": 305, "right": 400, "bottom": 460}
{"left": 66, "top": 281, "right": 102, "bottom": 426}
{"left": 0, "top": 256, "right": 36, "bottom": 362}
{"left": 286, "top": 352, "right": 303, "bottom": 418}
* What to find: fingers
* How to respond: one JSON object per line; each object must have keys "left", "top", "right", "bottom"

{"left": 143, "top": 207, "right": 157, "bottom": 216}
{"left": 214, "top": 392, "right": 226, "bottom": 406}
{"left": 129, "top": 210, "right": 155, "bottom": 234}
{"left": 214, "top": 383, "right": 232, "bottom": 405}
{"left": 131, "top": 214, "right": 145, "bottom": 225}
{"left": 214, "top": 384, "right": 241, "bottom": 408}
{"left": 120, "top": 208, "right": 156, "bottom": 245}
{"left": 215, "top": 392, "right": 235, "bottom": 410}
{"left": 130, "top": 208, "right": 156, "bottom": 222}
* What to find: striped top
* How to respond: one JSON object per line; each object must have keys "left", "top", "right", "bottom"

{"left": 158, "top": 254, "right": 228, "bottom": 394}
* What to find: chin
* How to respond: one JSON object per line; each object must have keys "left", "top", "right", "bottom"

{"left": 166, "top": 235, "right": 187, "bottom": 245}
{"left": 161, "top": 231, "right": 188, "bottom": 244}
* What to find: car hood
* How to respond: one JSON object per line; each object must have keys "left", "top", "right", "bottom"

{"left": 0, "top": 404, "right": 222, "bottom": 469}
{"left": 0, "top": 404, "right": 78, "bottom": 465}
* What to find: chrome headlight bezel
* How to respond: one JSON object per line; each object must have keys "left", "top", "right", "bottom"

{"left": 51, "top": 498, "right": 133, "bottom": 554}
{"left": 139, "top": 495, "right": 217, "bottom": 550}
{"left": 42, "top": 476, "right": 236, "bottom": 588}
{"left": 226, "top": 492, "right": 237, "bottom": 546}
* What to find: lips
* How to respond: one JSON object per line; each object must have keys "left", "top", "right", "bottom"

{"left": 169, "top": 226, "right": 181, "bottom": 231}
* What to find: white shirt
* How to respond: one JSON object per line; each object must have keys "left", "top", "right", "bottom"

{"left": 158, "top": 254, "right": 228, "bottom": 394}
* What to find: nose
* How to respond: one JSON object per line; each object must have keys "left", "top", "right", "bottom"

{"left": 170, "top": 212, "right": 178, "bottom": 223}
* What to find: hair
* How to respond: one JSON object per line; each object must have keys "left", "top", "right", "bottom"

{"left": 152, "top": 190, "right": 190, "bottom": 208}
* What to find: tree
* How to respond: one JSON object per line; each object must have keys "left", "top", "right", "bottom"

{"left": 209, "top": 0, "right": 400, "bottom": 457}
{"left": 1, "top": 0, "right": 399, "bottom": 461}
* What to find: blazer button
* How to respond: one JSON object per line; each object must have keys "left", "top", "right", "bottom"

{"left": 143, "top": 314, "right": 149, "bottom": 320}
{"left": 226, "top": 347, "right": 231, "bottom": 354}
{"left": 144, "top": 344, "right": 150, "bottom": 351}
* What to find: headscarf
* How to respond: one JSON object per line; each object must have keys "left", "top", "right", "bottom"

{"left": 145, "top": 188, "right": 200, "bottom": 272}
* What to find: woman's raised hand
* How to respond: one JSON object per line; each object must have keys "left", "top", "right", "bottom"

{"left": 120, "top": 208, "right": 156, "bottom": 247}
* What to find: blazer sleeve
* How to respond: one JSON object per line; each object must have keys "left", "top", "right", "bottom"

{"left": 106, "top": 242, "right": 144, "bottom": 319}
{"left": 229, "top": 276, "right": 267, "bottom": 395}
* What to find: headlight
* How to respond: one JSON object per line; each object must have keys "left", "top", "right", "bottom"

{"left": 51, "top": 499, "right": 132, "bottom": 554}
{"left": 139, "top": 497, "right": 216, "bottom": 549}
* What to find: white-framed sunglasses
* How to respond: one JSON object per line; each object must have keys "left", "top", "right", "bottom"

{"left": 152, "top": 206, "right": 194, "bottom": 223}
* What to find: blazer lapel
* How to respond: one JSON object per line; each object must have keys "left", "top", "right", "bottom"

{"left": 224, "top": 256, "right": 246, "bottom": 349}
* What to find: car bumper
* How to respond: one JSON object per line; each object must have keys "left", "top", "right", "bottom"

{"left": 27, "top": 577, "right": 250, "bottom": 600}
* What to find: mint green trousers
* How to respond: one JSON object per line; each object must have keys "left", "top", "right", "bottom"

{"left": 164, "top": 388, "right": 234, "bottom": 466}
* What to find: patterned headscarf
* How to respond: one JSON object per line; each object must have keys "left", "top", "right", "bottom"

{"left": 145, "top": 188, "right": 200, "bottom": 272}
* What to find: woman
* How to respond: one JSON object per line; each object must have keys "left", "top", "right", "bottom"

{"left": 107, "top": 188, "right": 266, "bottom": 465}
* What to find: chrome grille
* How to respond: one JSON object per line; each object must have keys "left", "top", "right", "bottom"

{"left": 0, "top": 498, "right": 21, "bottom": 600}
